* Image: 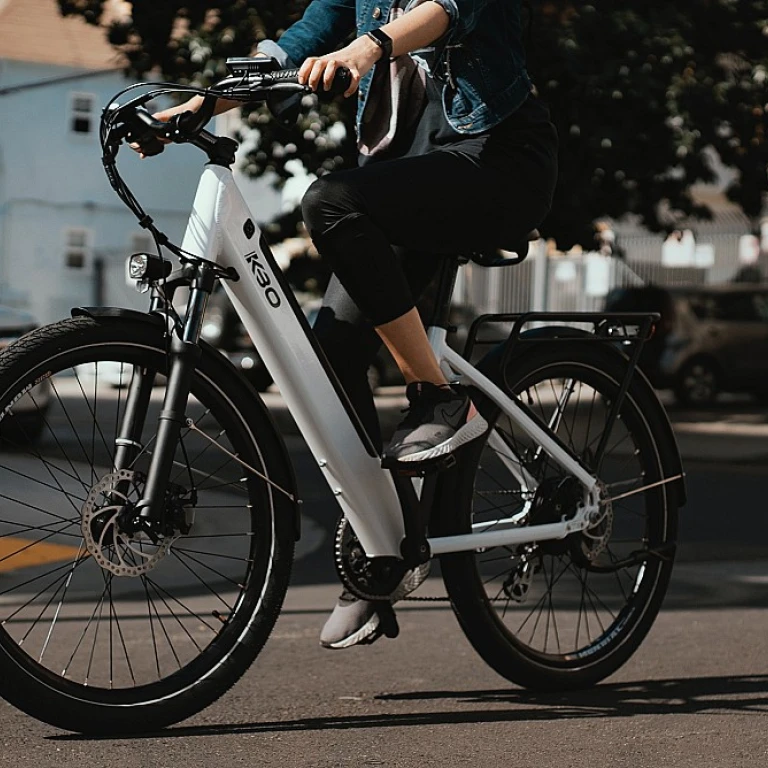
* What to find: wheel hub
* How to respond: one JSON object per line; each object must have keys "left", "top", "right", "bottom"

{"left": 81, "top": 470, "right": 180, "bottom": 577}
{"left": 570, "top": 483, "right": 613, "bottom": 567}
{"left": 529, "top": 476, "right": 582, "bottom": 555}
{"left": 529, "top": 477, "right": 613, "bottom": 563}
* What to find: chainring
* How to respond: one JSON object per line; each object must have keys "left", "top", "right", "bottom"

{"left": 333, "top": 515, "right": 407, "bottom": 601}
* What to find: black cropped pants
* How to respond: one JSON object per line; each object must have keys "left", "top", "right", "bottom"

{"left": 302, "top": 128, "right": 557, "bottom": 448}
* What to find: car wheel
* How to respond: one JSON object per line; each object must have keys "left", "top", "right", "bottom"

{"left": 674, "top": 359, "right": 719, "bottom": 406}
{"left": 245, "top": 367, "right": 274, "bottom": 393}
{"left": 366, "top": 362, "right": 383, "bottom": 393}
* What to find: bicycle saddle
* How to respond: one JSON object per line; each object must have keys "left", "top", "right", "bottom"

{"left": 468, "top": 229, "right": 540, "bottom": 267}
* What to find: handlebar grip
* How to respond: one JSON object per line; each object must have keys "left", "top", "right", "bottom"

{"left": 312, "top": 67, "right": 353, "bottom": 101}
{"left": 128, "top": 107, "right": 168, "bottom": 156}
{"left": 176, "top": 95, "right": 217, "bottom": 137}
{"left": 261, "top": 66, "right": 352, "bottom": 98}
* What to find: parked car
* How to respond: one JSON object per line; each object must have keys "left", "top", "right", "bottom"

{"left": 0, "top": 306, "right": 51, "bottom": 441}
{"left": 604, "top": 283, "right": 768, "bottom": 406}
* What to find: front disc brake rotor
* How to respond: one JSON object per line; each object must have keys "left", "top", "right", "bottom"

{"left": 81, "top": 469, "right": 175, "bottom": 577}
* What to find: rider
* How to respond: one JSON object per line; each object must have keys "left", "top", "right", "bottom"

{"left": 152, "top": 0, "right": 558, "bottom": 649}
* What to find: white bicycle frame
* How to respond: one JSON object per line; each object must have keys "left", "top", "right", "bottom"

{"left": 181, "top": 165, "right": 600, "bottom": 559}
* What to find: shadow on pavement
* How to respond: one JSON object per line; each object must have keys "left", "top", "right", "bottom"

{"left": 52, "top": 673, "right": 768, "bottom": 741}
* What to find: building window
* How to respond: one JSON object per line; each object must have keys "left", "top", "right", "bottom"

{"left": 64, "top": 228, "right": 91, "bottom": 269}
{"left": 70, "top": 93, "right": 95, "bottom": 134}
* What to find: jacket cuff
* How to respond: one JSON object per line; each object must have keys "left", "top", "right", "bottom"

{"left": 255, "top": 40, "right": 298, "bottom": 69}
{"left": 430, "top": 0, "right": 460, "bottom": 35}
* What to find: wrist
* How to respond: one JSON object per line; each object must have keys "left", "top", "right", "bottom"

{"left": 365, "top": 28, "right": 393, "bottom": 61}
{"left": 359, "top": 33, "right": 384, "bottom": 63}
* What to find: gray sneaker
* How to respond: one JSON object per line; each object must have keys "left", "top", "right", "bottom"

{"left": 381, "top": 382, "right": 488, "bottom": 468}
{"left": 320, "top": 562, "right": 431, "bottom": 649}
{"left": 319, "top": 590, "right": 382, "bottom": 649}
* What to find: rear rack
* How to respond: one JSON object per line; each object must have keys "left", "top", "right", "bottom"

{"left": 463, "top": 311, "right": 660, "bottom": 364}
{"left": 463, "top": 311, "right": 661, "bottom": 476}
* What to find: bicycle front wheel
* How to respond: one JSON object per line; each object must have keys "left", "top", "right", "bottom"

{"left": 439, "top": 343, "right": 678, "bottom": 690}
{"left": 0, "top": 315, "right": 296, "bottom": 733}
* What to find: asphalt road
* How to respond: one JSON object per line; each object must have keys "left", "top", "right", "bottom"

{"left": 1, "top": 396, "right": 768, "bottom": 765}
{"left": 1, "top": 574, "right": 767, "bottom": 768}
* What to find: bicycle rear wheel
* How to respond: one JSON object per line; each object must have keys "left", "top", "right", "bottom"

{"left": 438, "top": 343, "right": 678, "bottom": 690}
{"left": 0, "top": 315, "right": 296, "bottom": 733}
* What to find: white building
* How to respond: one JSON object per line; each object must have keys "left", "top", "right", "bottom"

{"left": 0, "top": 0, "right": 281, "bottom": 325}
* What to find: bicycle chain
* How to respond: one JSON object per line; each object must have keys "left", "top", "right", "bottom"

{"left": 402, "top": 595, "right": 451, "bottom": 602}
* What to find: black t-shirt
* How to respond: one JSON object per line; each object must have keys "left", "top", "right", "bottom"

{"left": 362, "top": 76, "right": 558, "bottom": 201}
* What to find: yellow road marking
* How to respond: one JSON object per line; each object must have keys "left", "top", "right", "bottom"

{"left": 0, "top": 537, "right": 83, "bottom": 573}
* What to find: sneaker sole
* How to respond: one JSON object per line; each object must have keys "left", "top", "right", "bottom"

{"left": 394, "top": 412, "right": 489, "bottom": 464}
{"left": 390, "top": 561, "right": 431, "bottom": 602}
{"left": 320, "top": 613, "right": 380, "bottom": 650}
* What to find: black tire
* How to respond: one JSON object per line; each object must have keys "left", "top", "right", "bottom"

{"left": 438, "top": 343, "right": 677, "bottom": 691}
{"left": 0, "top": 316, "right": 296, "bottom": 734}
{"left": 673, "top": 357, "right": 719, "bottom": 406}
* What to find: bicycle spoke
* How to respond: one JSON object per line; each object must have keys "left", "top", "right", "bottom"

{"left": 470, "top": 357, "right": 672, "bottom": 664}
{"left": 170, "top": 551, "right": 234, "bottom": 612}
{"left": 140, "top": 575, "right": 163, "bottom": 680}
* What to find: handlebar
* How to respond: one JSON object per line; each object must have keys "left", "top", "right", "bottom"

{"left": 101, "top": 60, "right": 353, "bottom": 256}
{"left": 105, "top": 61, "right": 352, "bottom": 158}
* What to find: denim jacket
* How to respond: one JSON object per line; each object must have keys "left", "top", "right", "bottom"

{"left": 258, "top": 0, "right": 532, "bottom": 136}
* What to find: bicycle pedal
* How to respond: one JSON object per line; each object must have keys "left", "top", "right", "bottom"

{"left": 388, "top": 453, "right": 457, "bottom": 477}
{"left": 374, "top": 602, "right": 400, "bottom": 639}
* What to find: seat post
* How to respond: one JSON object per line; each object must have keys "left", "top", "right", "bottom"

{"left": 424, "top": 255, "right": 464, "bottom": 329}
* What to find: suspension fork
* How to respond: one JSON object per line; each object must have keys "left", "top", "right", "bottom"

{"left": 113, "top": 368, "right": 157, "bottom": 472}
{"left": 134, "top": 263, "right": 214, "bottom": 526}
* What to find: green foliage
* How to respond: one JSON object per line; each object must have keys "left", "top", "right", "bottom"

{"left": 530, "top": 1, "right": 768, "bottom": 244}
{"left": 59, "top": 1, "right": 768, "bottom": 248}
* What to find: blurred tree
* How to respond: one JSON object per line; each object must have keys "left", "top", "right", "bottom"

{"left": 59, "top": 0, "right": 768, "bottom": 248}
{"left": 530, "top": 1, "right": 768, "bottom": 245}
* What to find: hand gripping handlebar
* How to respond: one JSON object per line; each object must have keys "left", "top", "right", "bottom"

{"left": 108, "top": 61, "right": 352, "bottom": 157}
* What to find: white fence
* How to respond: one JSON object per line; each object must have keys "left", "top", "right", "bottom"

{"left": 456, "top": 235, "right": 763, "bottom": 315}
{"left": 456, "top": 243, "right": 645, "bottom": 315}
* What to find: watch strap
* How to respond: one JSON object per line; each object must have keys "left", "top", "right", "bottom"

{"left": 366, "top": 28, "right": 393, "bottom": 61}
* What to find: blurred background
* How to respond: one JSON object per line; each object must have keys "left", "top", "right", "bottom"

{"left": 1, "top": 1, "right": 768, "bottom": 559}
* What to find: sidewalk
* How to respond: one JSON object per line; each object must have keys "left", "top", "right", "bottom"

{"left": 261, "top": 387, "right": 768, "bottom": 465}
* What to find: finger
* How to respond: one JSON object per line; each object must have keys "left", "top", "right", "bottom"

{"left": 344, "top": 69, "right": 361, "bottom": 99}
{"left": 307, "top": 59, "right": 327, "bottom": 92}
{"left": 298, "top": 58, "right": 315, "bottom": 85}
{"left": 322, "top": 59, "right": 339, "bottom": 91}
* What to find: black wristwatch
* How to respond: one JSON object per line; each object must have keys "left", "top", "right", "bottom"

{"left": 366, "top": 28, "right": 394, "bottom": 61}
